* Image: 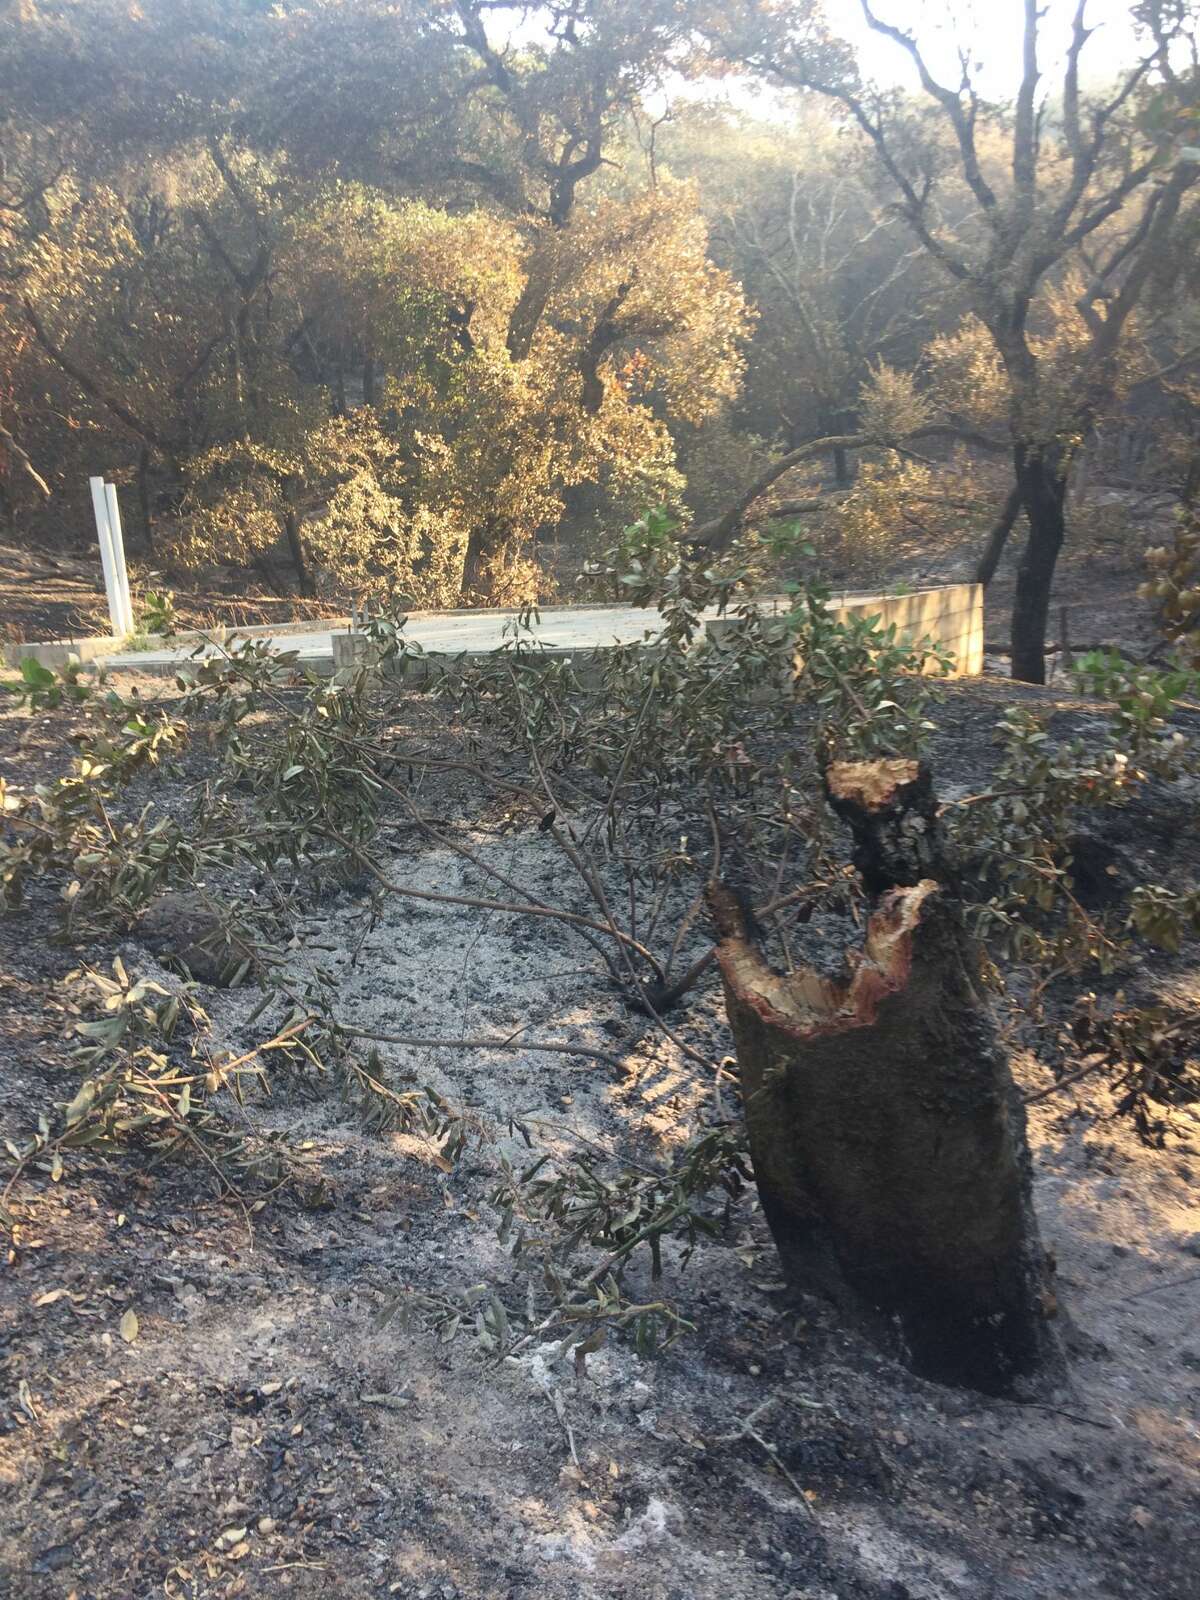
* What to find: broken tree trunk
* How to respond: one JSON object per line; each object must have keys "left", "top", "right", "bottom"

{"left": 709, "top": 758, "right": 1059, "bottom": 1394}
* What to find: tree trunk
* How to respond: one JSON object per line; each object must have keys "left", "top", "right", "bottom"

{"left": 226, "top": 309, "right": 246, "bottom": 420}
{"left": 506, "top": 252, "right": 555, "bottom": 361}
{"left": 137, "top": 447, "right": 154, "bottom": 554}
{"left": 1011, "top": 446, "right": 1068, "bottom": 683}
{"left": 281, "top": 484, "right": 314, "bottom": 598}
{"left": 460, "top": 513, "right": 510, "bottom": 600}
{"left": 827, "top": 408, "right": 856, "bottom": 487}
{"left": 460, "top": 525, "right": 488, "bottom": 599}
{"left": 974, "top": 482, "right": 1023, "bottom": 587}
{"left": 709, "top": 759, "right": 1059, "bottom": 1394}
{"left": 1068, "top": 448, "right": 1090, "bottom": 513}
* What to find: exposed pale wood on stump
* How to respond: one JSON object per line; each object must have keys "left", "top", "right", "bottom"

{"left": 710, "top": 760, "right": 1059, "bottom": 1394}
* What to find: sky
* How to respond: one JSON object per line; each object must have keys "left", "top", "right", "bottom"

{"left": 827, "top": 0, "right": 1145, "bottom": 95}
{"left": 491, "top": 2, "right": 1153, "bottom": 109}
{"left": 487, "top": 2, "right": 1159, "bottom": 122}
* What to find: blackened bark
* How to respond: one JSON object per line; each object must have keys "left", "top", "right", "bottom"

{"left": 580, "top": 281, "right": 633, "bottom": 415}
{"left": 826, "top": 408, "right": 856, "bottom": 486}
{"left": 974, "top": 482, "right": 1024, "bottom": 587}
{"left": 822, "top": 757, "right": 943, "bottom": 893}
{"left": 708, "top": 760, "right": 1061, "bottom": 1394}
{"left": 1011, "top": 446, "right": 1068, "bottom": 683}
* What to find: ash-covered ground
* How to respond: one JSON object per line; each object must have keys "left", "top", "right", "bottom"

{"left": 0, "top": 671, "right": 1197, "bottom": 1600}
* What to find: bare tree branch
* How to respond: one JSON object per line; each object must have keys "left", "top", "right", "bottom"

{"left": 859, "top": 0, "right": 1000, "bottom": 222}
{"left": 341, "top": 1022, "right": 625, "bottom": 1071}
{"left": 21, "top": 298, "right": 181, "bottom": 466}
{"left": 689, "top": 423, "right": 1008, "bottom": 551}
{"left": 0, "top": 419, "right": 50, "bottom": 499}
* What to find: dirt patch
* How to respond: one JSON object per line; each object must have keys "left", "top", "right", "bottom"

{"left": 0, "top": 674, "right": 1198, "bottom": 1600}
{"left": 0, "top": 541, "right": 342, "bottom": 647}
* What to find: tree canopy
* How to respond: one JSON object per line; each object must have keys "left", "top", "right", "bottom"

{"left": 1, "top": 1, "right": 1197, "bottom": 670}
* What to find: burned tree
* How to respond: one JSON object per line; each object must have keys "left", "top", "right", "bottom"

{"left": 710, "top": 759, "right": 1059, "bottom": 1393}
{"left": 716, "top": 0, "right": 1200, "bottom": 682}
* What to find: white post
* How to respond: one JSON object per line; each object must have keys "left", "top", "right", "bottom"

{"left": 103, "top": 481, "right": 134, "bottom": 635}
{"left": 90, "top": 475, "right": 125, "bottom": 638}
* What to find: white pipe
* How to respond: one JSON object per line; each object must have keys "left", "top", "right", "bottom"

{"left": 103, "top": 481, "right": 134, "bottom": 635}
{"left": 89, "top": 475, "right": 124, "bottom": 638}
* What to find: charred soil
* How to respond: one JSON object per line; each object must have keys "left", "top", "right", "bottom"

{"left": 0, "top": 671, "right": 1197, "bottom": 1600}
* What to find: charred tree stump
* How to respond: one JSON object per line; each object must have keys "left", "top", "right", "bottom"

{"left": 709, "top": 759, "right": 1059, "bottom": 1394}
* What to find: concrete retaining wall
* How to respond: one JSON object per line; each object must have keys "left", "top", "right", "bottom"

{"left": 328, "top": 630, "right": 618, "bottom": 686}
{"left": 2, "top": 614, "right": 352, "bottom": 673}
{"left": 4, "top": 584, "right": 984, "bottom": 681}
{"left": 838, "top": 583, "right": 983, "bottom": 677}
{"left": 704, "top": 583, "right": 983, "bottom": 678}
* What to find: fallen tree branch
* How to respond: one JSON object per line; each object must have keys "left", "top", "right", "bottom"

{"left": 377, "top": 776, "right": 644, "bottom": 995}
{"left": 1021, "top": 1054, "right": 1111, "bottom": 1106}
{"left": 705, "top": 1393, "right": 825, "bottom": 1517}
{"left": 339, "top": 1022, "right": 626, "bottom": 1072}
{"left": 322, "top": 818, "right": 667, "bottom": 973}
